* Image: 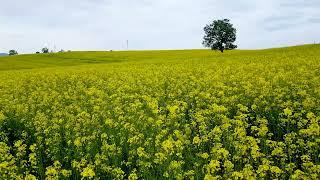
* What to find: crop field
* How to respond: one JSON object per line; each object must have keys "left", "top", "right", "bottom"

{"left": 0, "top": 45, "right": 319, "bottom": 179}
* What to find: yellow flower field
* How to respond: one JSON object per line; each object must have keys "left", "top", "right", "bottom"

{"left": 0, "top": 45, "right": 319, "bottom": 179}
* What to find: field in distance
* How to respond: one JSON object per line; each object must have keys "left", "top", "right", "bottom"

{"left": 0, "top": 45, "right": 319, "bottom": 179}
{"left": 1, "top": 44, "right": 319, "bottom": 71}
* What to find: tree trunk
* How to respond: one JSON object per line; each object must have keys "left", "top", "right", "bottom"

{"left": 219, "top": 44, "right": 224, "bottom": 53}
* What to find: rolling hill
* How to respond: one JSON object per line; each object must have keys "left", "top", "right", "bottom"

{"left": 0, "top": 44, "right": 319, "bottom": 71}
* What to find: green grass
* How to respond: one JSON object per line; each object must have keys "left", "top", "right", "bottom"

{"left": 1, "top": 44, "right": 319, "bottom": 71}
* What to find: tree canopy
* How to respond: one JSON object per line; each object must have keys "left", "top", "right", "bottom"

{"left": 9, "top": 50, "right": 18, "bottom": 56}
{"left": 42, "top": 47, "right": 49, "bottom": 53}
{"left": 203, "top": 19, "right": 237, "bottom": 53}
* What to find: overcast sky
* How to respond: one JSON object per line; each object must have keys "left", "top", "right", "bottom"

{"left": 1, "top": 0, "right": 320, "bottom": 53}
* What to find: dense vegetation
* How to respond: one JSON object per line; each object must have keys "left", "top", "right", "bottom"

{"left": 0, "top": 45, "right": 319, "bottom": 179}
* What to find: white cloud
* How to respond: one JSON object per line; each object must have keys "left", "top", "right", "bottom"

{"left": 0, "top": 0, "right": 319, "bottom": 53}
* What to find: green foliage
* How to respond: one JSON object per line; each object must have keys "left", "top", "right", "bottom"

{"left": 9, "top": 50, "right": 18, "bottom": 56}
{"left": 42, "top": 47, "right": 49, "bottom": 53}
{"left": 203, "top": 19, "right": 237, "bottom": 52}
{"left": 0, "top": 44, "right": 320, "bottom": 179}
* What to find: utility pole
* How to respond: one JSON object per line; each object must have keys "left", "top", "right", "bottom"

{"left": 126, "top": 40, "right": 129, "bottom": 50}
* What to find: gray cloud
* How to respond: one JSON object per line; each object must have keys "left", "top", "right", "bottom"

{"left": 308, "top": 18, "right": 320, "bottom": 24}
{"left": 280, "top": 0, "right": 320, "bottom": 8}
{"left": 0, "top": 0, "right": 320, "bottom": 53}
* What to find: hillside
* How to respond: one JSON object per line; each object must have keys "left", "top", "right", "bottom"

{"left": 0, "top": 44, "right": 319, "bottom": 179}
{"left": 0, "top": 44, "right": 319, "bottom": 71}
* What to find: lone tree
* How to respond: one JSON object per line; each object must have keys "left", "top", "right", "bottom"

{"left": 42, "top": 47, "right": 49, "bottom": 53}
{"left": 9, "top": 50, "right": 18, "bottom": 56}
{"left": 203, "top": 19, "right": 237, "bottom": 53}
